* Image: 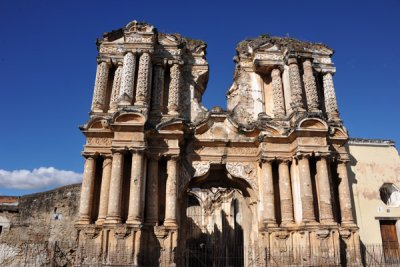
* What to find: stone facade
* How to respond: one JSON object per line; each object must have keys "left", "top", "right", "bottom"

{"left": 0, "top": 184, "right": 81, "bottom": 266}
{"left": 72, "top": 20, "right": 361, "bottom": 266}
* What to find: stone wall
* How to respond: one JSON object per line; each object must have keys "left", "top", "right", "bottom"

{"left": 0, "top": 183, "right": 81, "bottom": 266}
{"left": 348, "top": 139, "right": 400, "bottom": 245}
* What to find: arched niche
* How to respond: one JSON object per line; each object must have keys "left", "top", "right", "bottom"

{"left": 86, "top": 116, "right": 109, "bottom": 130}
{"left": 114, "top": 112, "right": 145, "bottom": 124}
{"left": 298, "top": 118, "right": 328, "bottom": 131}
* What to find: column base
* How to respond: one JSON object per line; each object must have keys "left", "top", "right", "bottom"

{"left": 104, "top": 216, "right": 122, "bottom": 225}
{"left": 263, "top": 220, "right": 278, "bottom": 229}
{"left": 303, "top": 220, "right": 319, "bottom": 227}
{"left": 95, "top": 217, "right": 106, "bottom": 226}
{"left": 126, "top": 218, "right": 142, "bottom": 227}
{"left": 320, "top": 220, "right": 338, "bottom": 227}
{"left": 164, "top": 219, "right": 178, "bottom": 227}
{"left": 75, "top": 216, "right": 91, "bottom": 225}
{"left": 280, "top": 221, "right": 297, "bottom": 228}
{"left": 341, "top": 221, "right": 357, "bottom": 228}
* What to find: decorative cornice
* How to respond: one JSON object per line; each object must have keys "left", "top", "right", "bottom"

{"left": 348, "top": 138, "right": 395, "bottom": 147}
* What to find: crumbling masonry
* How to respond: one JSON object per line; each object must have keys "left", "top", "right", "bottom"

{"left": 75, "top": 20, "right": 361, "bottom": 266}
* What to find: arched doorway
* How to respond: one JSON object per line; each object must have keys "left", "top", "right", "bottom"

{"left": 182, "top": 166, "right": 253, "bottom": 267}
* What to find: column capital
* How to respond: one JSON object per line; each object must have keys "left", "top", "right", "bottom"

{"left": 82, "top": 152, "right": 99, "bottom": 159}
{"left": 128, "top": 147, "right": 146, "bottom": 154}
{"left": 259, "top": 156, "right": 275, "bottom": 164}
{"left": 337, "top": 158, "right": 350, "bottom": 164}
{"left": 111, "top": 147, "right": 127, "bottom": 154}
{"left": 286, "top": 57, "right": 298, "bottom": 65}
{"left": 147, "top": 152, "right": 161, "bottom": 160}
{"left": 314, "top": 152, "right": 331, "bottom": 159}
{"left": 124, "top": 50, "right": 137, "bottom": 56}
{"left": 271, "top": 68, "right": 281, "bottom": 77}
{"left": 100, "top": 153, "right": 113, "bottom": 160}
{"left": 166, "top": 154, "right": 180, "bottom": 161}
{"left": 277, "top": 158, "right": 291, "bottom": 165}
{"left": 167, "top": 59, "right": 184, "bottom": 66}
{"left": 115, "top": 60, "right": 124, "bottom": 67}
{"left": 321, "top": 69, "right": 335, "bottom": 75}
{"left": 294, "top": 152, "right": 312, "bottom": 160}
{"left": 153, "top": 58, "right": 168, "bottom": 67}
{"left": 96, "top": 57, "right": 111, "bottom": 65}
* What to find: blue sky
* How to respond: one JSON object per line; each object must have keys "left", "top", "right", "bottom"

{"left": 0, "top": 0, "right": 399, "bottom": 196}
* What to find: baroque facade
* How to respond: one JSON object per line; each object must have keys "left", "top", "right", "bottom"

{"left": 74, "top": 20, "right": 361, "bottom": 266}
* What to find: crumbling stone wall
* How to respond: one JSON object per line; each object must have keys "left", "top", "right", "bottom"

{"left": 0, "top": 184, "right": 81, "bottom": 266}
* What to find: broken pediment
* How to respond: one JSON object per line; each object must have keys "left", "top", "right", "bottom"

{"left": 124, "top": 20, "right": 155, "bottom": 34}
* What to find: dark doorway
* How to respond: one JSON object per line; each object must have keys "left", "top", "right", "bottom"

{"left": 183, "top": 168, "right": 248, "bottom": 267}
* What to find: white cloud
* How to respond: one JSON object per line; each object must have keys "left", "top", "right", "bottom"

{"left": 0, "top": 167, "right": 82, "bottom": 190}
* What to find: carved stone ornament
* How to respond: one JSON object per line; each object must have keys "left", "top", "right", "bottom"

{"left": 226, "top": 162, "right": 254, "bottom": 180}
{"left": 82, "top": 225, "right": 100, "bottom": 239}
{"left": 275, "top": 231, "right": 290, "bottom": 240}
{"left": 114, "top": 225, "right": 132, "bottom": 239}
{"left": 86, "top": 137, "right": 112, "bottom": 146}
{"left": 339, "top": 229, "right": 352, "bottom": 239}
{"left": 226, "top": 162, "right": 258, "bottom": 191}
{"left": 193, "top": 161, "right": 210, "bottom": 177}
{"left": 154, "top": 226, "right": 169, "bottom": 239}
{"left": 316, "top": 229, "right": 330, "bottom": 239}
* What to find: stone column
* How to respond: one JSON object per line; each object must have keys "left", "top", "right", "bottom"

{"left": 118, "top": 52, "right": 136, "bottom": 105}
{"left": 91, "top": 60, "right": 110, "bottom": 112}
{"left": 337, "top": 160, "right": 355, "bottom": 225}
{"left": 135, "top": 52, "right": 152, "bottom": 106}
{"left": 297, "top": 154, "right": 316, "bottom": 223}
{"left": 126, "top": 149, "right": 145, "bottom": 225}
{"left": 288, "top": 57, "right": 305, "bottom": 111}
{"left": 151, "top": 63, "right": 165, "bottom": 116}
{"left": 302, "top": 59, "right": 320, "bottom": 112}
{"left": 271, "top": 68, "right": 286, "bottom": 118}
{"left": 109, "top": 61, "right": 123, "bottom": 112}
{"left": 164, "top": 155, "right": 179, "bottom": 227}
{"left": 96, "top": 156, "right": 112, "bottom": 225}
{"left": 146, "top": 155, "right": 159, "bottom": 225}
{"left": 167, "top": 63, "right": 181, "bottom": 116}
{"left": 316, "top": 156, "right": 335, "bottom": 223}
{"left": 260, "top": 159, "right": 276, "bottom": 225}
{"left": 278, "top": 159, "right": 294, "bottom": 224}
{"left": 77, "top": 155, "right": 97, "bottom": 224}
{"left": 323, "top": 72, "right": 339, "bottom": 120}
{"left": 105, "top": 150, "right": 124, "bottom": 224}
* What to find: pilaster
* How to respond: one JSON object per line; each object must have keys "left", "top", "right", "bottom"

{"left": 105, "top": 149, "right": 125, "bottom": 225}
{"left": 296, "top": 153, "right": 316, "bottom": 224}
{"left": 167, "top": 62, "right": 182, "bottom": 116}
{"left": 316, "top": 155, "right": 335, "bottom": 224}
{"left": 126, "top": 148, "right": 146, "bottom": 226}
{"left": 109, "top": 61, "right": 123, "bottom": 112}
{"left": 271, "top": 68, "right": 286, "bottom": 118}
{"left": 96, "top": 155, "right": 112, "bottom": 225}
{"left": 119, "top": 52, "right": 137, "bottom": 106}
{"left": 322, "top": 71, "right": 340, "bottom": 120}
{"left": 135, "top": 52, "right": 152, "bottom": 106}
{"left": 91, "top": 60, "right": 110, "bottom": 112}
{"left": 288, "top": 57, "right": 305, "bottom": 112}
{"left": 76, "top": 153, "right": 97, "bottom": 225}
{"left": 278, "top": 158, "right": 295, "bottom": 225}
{"left": 302, "top": 59, "right": 320, "bottom": 112}
{"left": 164, "top": 155, "right": 179, "bottom": 227}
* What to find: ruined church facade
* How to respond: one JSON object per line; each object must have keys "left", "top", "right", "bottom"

{"left": 75, "top": 20, "right": 360, "bottom": 266}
